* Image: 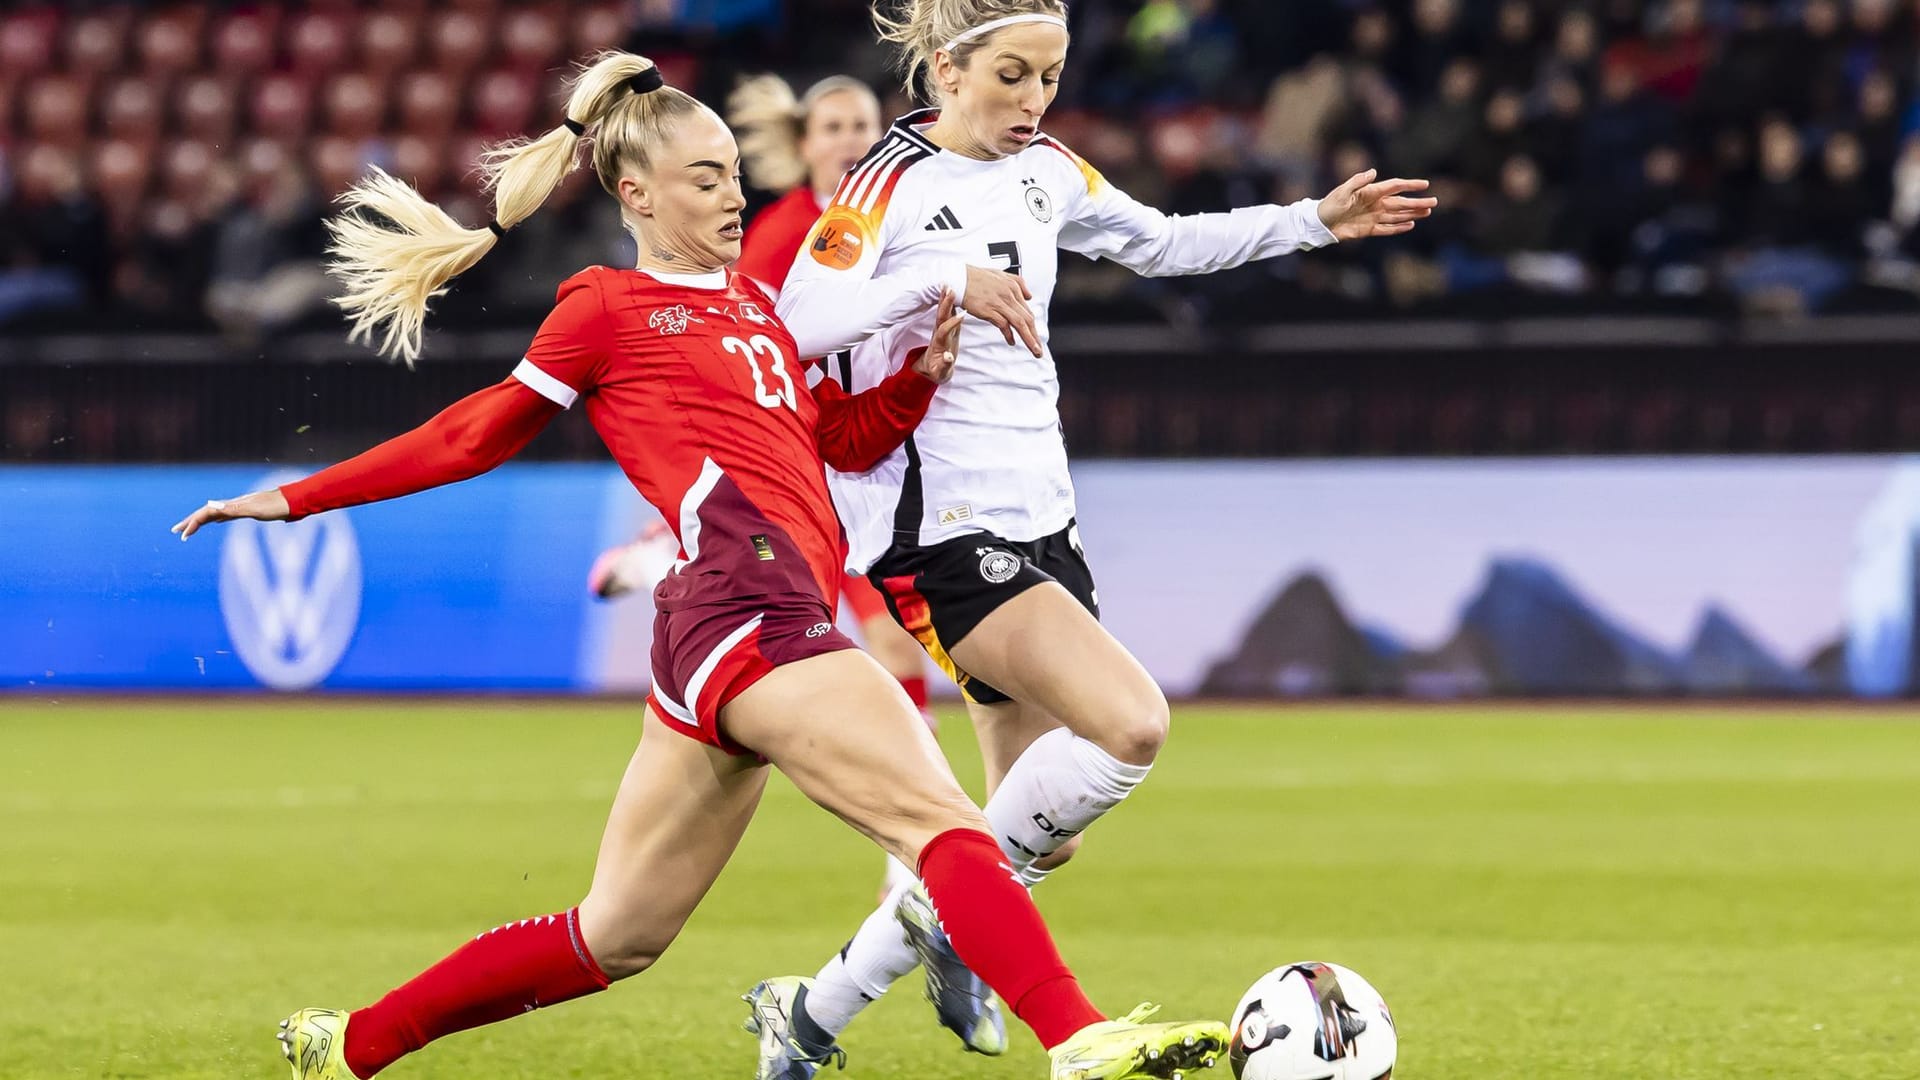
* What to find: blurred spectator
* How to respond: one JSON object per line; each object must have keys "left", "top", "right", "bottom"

{"left": 0, "top": 145, "right": 109, "bottom": 322}
{"left": 5, "top": 0, "right": 1920, "bottom": 332}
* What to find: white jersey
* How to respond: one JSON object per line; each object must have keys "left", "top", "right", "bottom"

{"left": 778, "top": 109, "right": 1337, "bottom": 574}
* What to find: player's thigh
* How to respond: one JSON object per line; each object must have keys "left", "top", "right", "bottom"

{"left": 948, "top": 581, "right": 1168, "bottom": 765}
{"left": 578, "top": 706, "right": 768, "bottom": 978}
{"left": 721, "top": 648, "right": 984, "bottom": 866}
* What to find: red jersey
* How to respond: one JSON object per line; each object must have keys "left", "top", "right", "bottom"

{"left": 733, "top": 187, "right": 823, "bottom": 295}
{"left": 281, "top": 265, "right": 938, "bottom": 605}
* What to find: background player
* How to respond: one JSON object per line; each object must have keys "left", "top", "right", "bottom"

{"left": 745, "top": 1, "right": 1438, "bottom": 1073}
{"left": 169, "top": 49, "right": 1227, "bottom": 1080}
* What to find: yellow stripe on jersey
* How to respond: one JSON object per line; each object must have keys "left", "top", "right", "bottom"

{"left": 1038, "top": 137, "right": 1109, "bottom": 197}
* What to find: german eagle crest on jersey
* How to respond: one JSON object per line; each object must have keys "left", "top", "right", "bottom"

{"left": 978, "top": 548, "right": 1021, "bottom": 583}
{"left": 1024, "top": 182, "right": 1053, "bottom": 223}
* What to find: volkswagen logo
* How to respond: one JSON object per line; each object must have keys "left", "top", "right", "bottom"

{"left": 217, "top": 472, "right": 362, "bottom": 690}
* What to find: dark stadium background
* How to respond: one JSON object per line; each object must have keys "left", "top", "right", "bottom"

{"left": 4, "top": 0, "right": 1917, "bottom": 463}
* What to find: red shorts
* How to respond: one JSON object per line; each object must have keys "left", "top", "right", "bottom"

{"left": 840, "top": 571, "right": 890, "bottom": 624}
{"left": 646, "top": 592, "right": 858, "bottom": 754}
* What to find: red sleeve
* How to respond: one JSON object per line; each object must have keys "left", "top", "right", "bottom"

{"left": 810, "top": 350, "right": 938, "bottom": 473}
{"left": 735, "top": 194, "right": 812, "bottom": 294}
{"left": 514, "top": 271, "right": 616, "bottom": 407}
{"left": 280, "top": 378, "right": 560, "bottom": 520}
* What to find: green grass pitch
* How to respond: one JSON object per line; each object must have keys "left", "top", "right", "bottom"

{"left": 2, "top": 701, "right": 1916, "bottom": 1079}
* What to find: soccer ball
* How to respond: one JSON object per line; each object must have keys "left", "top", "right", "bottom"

{"left": 1228, "top": 963, "right": 1396, "bottom": 1080}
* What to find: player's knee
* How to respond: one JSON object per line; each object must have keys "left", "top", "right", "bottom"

{"left": 1102, "top": 681, "right": 1169, "bottom": 766}
{"left": 575, "top": 895, "right": 675, "bottom": 981}
{"left": 1033, "top": 832, "right": 1085, "bottom": 871}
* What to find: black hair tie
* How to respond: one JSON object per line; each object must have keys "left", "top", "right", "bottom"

{"left": 628, "top": 67, "right": 665, "bottom": 94}
{"left": 486, "top": 220, "right": 508, "bottom": 239}
{"left": 562, "top": 117, "right": 585, "bottom": 136}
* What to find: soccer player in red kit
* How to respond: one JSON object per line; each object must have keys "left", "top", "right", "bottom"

{"left": 592, "top": 70, "right": 941, "bottom": 762}
{"left": 170, "top": 51, "right": 1227, "bottom": 1080}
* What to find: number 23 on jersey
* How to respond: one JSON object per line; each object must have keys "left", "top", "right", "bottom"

{"left": 722, "top": 334, "right": 796, "bottom": 410}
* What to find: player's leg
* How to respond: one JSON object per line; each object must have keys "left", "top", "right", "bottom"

{"left": 280, "top": 709, "right": 766, "bottom": 1080}
{"left": 946, "top": 525, "right": 1164, "bottom": 883}
{"left": 725, "top": 649, "right": 1214, "bottom": 1053}
{"left": 968, "top": 697, "right": 1086, "bottom": 880}
{"left": 842, "top": 571, "right": 932, "bottom": 899}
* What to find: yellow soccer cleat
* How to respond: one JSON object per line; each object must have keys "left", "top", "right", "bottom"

{"left": 276, "top": 1008, "right": 361, "bottom": 1080}
{"left": 1049, "top": 1004, "right": 1230, "bottom": 1080}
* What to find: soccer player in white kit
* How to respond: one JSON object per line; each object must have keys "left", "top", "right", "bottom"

{"left": 740, "top": 3, "right": 1437, "bottom": 1076}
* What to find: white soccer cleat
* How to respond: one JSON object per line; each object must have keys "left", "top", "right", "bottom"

{"left": 740, "top": 976, "right": 846, "bottom": 1080}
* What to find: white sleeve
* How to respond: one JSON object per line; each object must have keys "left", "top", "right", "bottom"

{"left": 1055, "top": 152, "right": 1338, "bottom": 278}
{"left": 776, "top": 166, "right": 968, "bottom": 358}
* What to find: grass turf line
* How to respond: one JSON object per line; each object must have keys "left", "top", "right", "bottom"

{"left": 1, "top": 702, "right": 1915, "bottom": 1079}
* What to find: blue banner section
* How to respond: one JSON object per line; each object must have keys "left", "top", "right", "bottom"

{"left": 1, "top": 465, "right": 617, "bottom": 690}
{"left": 2, "top": 458, "right": 1911, "bottom": 696}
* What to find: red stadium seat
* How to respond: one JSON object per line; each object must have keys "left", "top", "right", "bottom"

{"left": 449, "top": 130, "right": 493, "bottom": 194}
{"left": 430, "top": 11, "right": 492, "bottom": 76}
{"left": 24, "top": 75, "right": 89, "bottom": 148}
{"left": 239, "top": 136, "right": 293, "bottom": 188}
{"left": 0, "top": 9, "right": 61, "bottom": 80}
{"left": 100, "top": 76, "right": 164, "bottom": 146}
{"left": 65, "top": 11, "right": 132, "bottom": 79}
{"left": 250, "top": 74, "right": 317, "bottom": 140}
{"left": 471, "top": 68, "right": 537, "bottom": 139}
{"left": 174, "top": 74, "right": 238, "bottom": 145}
{"left": 498, "top": 9, "right": 563, "bottom": 72}
{"left": 571, "top": 5, "right": 627, "bottom": 58}
{"left": 161, "top": 138, "right": 216, "bottom": 201}
{"left": 288, "top": 12, "right": 353, "bottom": 77}
{"left": 308, "top": 133, "right": 367, "bottom": 199}
{"left": 90, "top": 137, "right": 155, "bottom": 220}
{"left": 393, "top": 133, "right": 449, "bottom": 198}
{"left": 211, "top": 12, "right": 277, "bottom": 76}
{"left": 325, "top": 72, "right": 390, "bottom": 141}
{"left": 398, "top": 71, "right": 460, "bottom": 137}
{"left": 137, "top": 13, "right": 202, "bottom": 79}
{"left": 359, "top": 12, "right": 421, "bottom": 77}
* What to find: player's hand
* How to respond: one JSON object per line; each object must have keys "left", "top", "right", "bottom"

{"left": 1316, "top": 169, "right": 1436, "bottom": 240}
{"left": 961, "top": 264, "right": 1042, "bottom": 358}
{"left": 171, "top": 489, "right": 292, "bottom": 540}
{"left": 913, "top": 289, "right": 964, "bottom": 385}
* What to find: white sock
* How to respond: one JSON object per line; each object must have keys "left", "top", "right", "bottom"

{"left": 985, "top": 727, "right": 1152, "bottom": 880}
{"left": 881, "top": 852, "right": 918, "bottom": 894}
{"left": 803, "top": 881, "right": 922, "bottom": 1036}
{"left": 803, "top": 732, "right": 1150, "bottom": 1037}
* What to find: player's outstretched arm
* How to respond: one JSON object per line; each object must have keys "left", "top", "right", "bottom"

{"left": 810, "top": 290, "right": 965, "bottom": 472}
{"left": 171, "top": 379, "right": 561, "bottom": 539}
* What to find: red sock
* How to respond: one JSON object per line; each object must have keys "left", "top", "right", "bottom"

{"left": 916, "top": 828, "right": 1104, "bottom": 1048}
{"left": 898, "top": 674, "right": 929, "bottom": 710}
{"left": 344, "top": 908, "right": 609, "bottom": 1077}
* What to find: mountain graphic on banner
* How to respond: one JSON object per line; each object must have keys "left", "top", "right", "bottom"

{"left": 1202, "top": 557, "right": 1832, "bottom": 697}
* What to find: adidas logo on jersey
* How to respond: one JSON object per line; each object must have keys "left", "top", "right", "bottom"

{"left": 924, "top": 206, "right": 963, "bottom": 231}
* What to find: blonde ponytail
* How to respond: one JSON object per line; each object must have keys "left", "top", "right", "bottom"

{"left": 730, "top": 74, "right": 880, "bottom": 193}
{"left": 729, "top": 75, "right": 806, "bottom": 192}
{"left": 327, "top": 49, "right": 699, "bottom": 364}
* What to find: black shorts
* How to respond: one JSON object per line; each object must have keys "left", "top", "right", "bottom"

{"left": 868, "top": 521, "right": 1099, "bottom": 705}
